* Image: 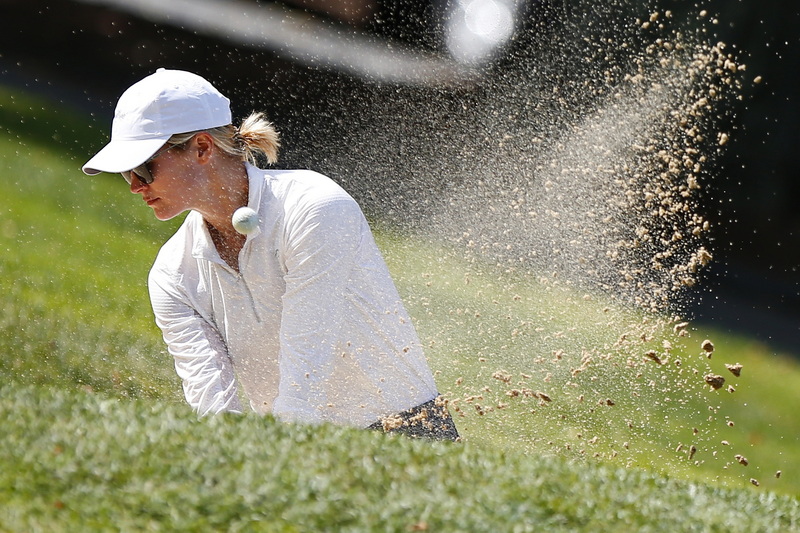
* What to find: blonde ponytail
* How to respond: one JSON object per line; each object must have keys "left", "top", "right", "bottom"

{"left": 167, "top": 112, "right": 281, "bottom": 167}
{"left": 237, "top": 112, "right": 280, "bottom": 165}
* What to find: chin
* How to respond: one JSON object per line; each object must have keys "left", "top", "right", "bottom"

{"left": 152, "top": 208, "right": 178, "bottom": 221}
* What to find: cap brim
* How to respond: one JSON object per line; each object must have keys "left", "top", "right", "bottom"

{"left": 82, "top": 136, "right": 171, "bottom": 176}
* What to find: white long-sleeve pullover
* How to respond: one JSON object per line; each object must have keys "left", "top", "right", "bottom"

{"left": 148, "top": 164, "right": 438, "bottom": 427}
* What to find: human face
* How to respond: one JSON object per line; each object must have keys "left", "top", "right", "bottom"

{"left": 127, "top": 138, "right": 205, "bottom": 221}
{"left": 121, "top": 143, "right": 182, "bottom": 185}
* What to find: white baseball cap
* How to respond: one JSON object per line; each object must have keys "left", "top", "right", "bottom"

{"left": 82, "top": 68, "right": 232, "bottom": 175}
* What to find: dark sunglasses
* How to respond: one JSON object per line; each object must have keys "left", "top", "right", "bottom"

{"left": 121, "top": 143, "right": 182, "bottom": 185}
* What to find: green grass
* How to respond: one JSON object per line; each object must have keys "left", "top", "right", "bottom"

{"left": 383, "top": 233, "right": 800, "bottom": 495}
{"left": 1, "top": 85, "right": 798, "bottom": 531}
{"left": 2, "top": 383, "right": 798, "bottom": 532}
{"left": 0, "top": 86, "right": 183, "bottom": 399}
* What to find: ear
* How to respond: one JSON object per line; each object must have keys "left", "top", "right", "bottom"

{"left": 193, "top": 132, "right": 214, "bottom": 165}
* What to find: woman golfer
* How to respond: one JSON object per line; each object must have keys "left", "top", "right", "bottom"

{"left": 83, "top": 69, "right": 458, "bottom": 441}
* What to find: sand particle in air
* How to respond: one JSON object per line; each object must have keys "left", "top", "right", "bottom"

{"left": 701, "top": 339, "right": 714, "bottom": 354}
{"left": 704, "top": 374, "right": 725, "bottom": 390}
{"left": 725, "top": 363, "right": 743, "bottom": 377}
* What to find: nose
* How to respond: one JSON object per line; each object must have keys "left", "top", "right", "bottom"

{"left": 129, "top": 173, "right": 147, "bottom": 193}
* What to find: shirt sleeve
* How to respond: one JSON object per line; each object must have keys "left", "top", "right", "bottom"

{"left": 270, "top": 192, "right": 363, "bottom": 424}
{"left": 149, "top": 269, "right": 243, "bottom": 416}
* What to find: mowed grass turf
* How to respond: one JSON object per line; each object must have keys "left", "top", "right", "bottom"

{"left": 2, "top": 382, "right": 798, "bottom": 532}
{"left": 0, "top": 85, "right": 798, "bottom": 530}
{"left": 388, "top": 245, "right": 800, "bottom": 495}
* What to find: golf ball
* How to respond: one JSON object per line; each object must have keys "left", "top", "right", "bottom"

{"left": 232, "top": 207, "right": 259, "bottom": 235}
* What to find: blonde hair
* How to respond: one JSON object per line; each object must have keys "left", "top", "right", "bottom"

{"left": 168, "top": 112, "right": 280, "bottom": 166}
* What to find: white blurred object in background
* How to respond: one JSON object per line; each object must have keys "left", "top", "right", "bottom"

{"left": 443, "top": 0, "right": 523, "bottom": 65}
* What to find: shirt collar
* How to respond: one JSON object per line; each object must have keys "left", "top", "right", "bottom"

{"left": 190, "top": 162, "right": 265, "bottom": 263}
